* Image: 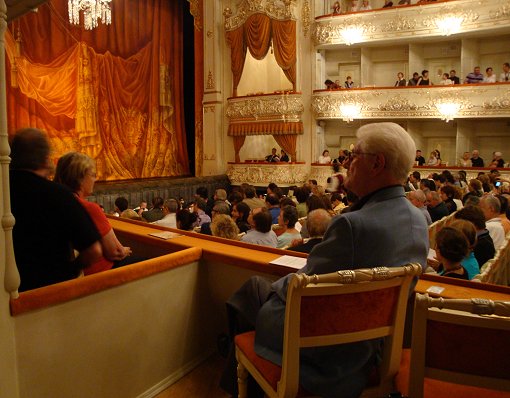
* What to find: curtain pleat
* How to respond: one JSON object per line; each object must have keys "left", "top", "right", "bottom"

{"left": 272, "top": 20, "right": 296, "bottom": 90}
{"left": 244, "top": 14, "right": 271, "bottom": 60}
{"left": 273, "top": 134, "right": 297, "bottom": 161}
{"left": 233, "top": 136, "right": 246, "bottom": 163}
{"left": 225, "top": 27, "right": 246, "bottom": 97}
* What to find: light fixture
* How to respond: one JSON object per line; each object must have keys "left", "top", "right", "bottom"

{"left": 339, "top": 103, "right": 361, "bottom": 122}
{"left": 69, "top": 0, "right": 112, "bottom": 30}
{"left": 340, "top": 26, "right": 364, "bottom": 45}
{"left": 435, "top": 16, "right": 463, "bottom": 36}
{"left": 435, "top": 101, "right": 461, "bottom": 122}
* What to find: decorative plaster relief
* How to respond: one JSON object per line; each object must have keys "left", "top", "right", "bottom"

{"left": 226, "top": 163, "right": 308, "bottom": 185}
{"left": 226, "top": 93, "right": 304, "bottom": 121}
{"left": 302, "top": 0, "right": 311, "bottom": 37}
{"left": 224, "top": 0, "right": 297, "bottom": 31}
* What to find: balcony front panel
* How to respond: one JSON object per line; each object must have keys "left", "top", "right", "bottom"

{"left": 311, "top": 84, "right": 510, "bottom": 120}
{"left": 313, "top": 0, "right": 510, "bottom": 47}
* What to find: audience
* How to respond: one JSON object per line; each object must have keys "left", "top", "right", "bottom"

{"left": 193, "top": 198, "right": 211, "bottom": 227}
{"left": 408, "top": 189, "right": 432, "bottom": 225}
{"left": 240, "top": 208, "right": 278, "bottom": 247}
{"left": 242, "top": 185, "right": 266, "bottom": 210}
{"left": 287, "top": 209, "right": 332, "bottom": 253}
{"left": 465, "top": 66, "right": 484, "bottom": 84}
{"left": 55, "top": 152, "right": 132, "bottom": 276}
{"left": 500, "top": 62, "right": 510, "bottom": 82}
{"left": 496, "top": 194, "right": 510, "bottom": 234}
{"left": 449, "top": 219, "right": 481, "bottom": 279}
{"left": 176, "top": 209, "right": 198, "bottom": 231}
{"left": 211, "top": 214, "right": 240, "bottom": 240}
{"left": 152, "top": 199, "right": 178, "bottom": 228}
{"left": 201, "top": 202, "right": 231, "bottom": 235}
{"left": 318, "top": 149, "right": 332, "bottom": 164}
{"left": 113, "top": 197, "right": 129, "bottom": 217}
{"left": 449, "top": 69, "right": 460, "bottom": 84}
{"left": 471, "top": 149, "right": 484, "bottom": 167}
{"left": 427, "top": 190, "right": 449, "bottom": 222}
{"left": 10, "top": 128, "right": 102, "bottom": 291}
{"left": 265, "top": 148, "right": 280, "bottom": 162}
{"left": 395, "top": 72, "right": 406, "bottom": 86}
{"left": 434, "top": 227, "right": 470, "bottom": 280}
{"left": 265, "top": 194, "right": 281, "bottom": 224}
{"left": 276, "top": 205, "right": 301, "bottom": 249}
{"left": 483, "top": 67, "right": 496, "bottom": 83}
{"left": 142, "top": 196, "right": 164, "bottom": 222}
{"left": 439, "top": 185, "right": 458, "bottom": 214}
{"left": 133, "top": 200, "right": 148, "bottom": 216}
{"left": 417, "top": 70, "right": 432, "bottom": 85}
{"left": 415, "top": 149, "right": 426, "bottom": 166}
{"left": 232, "top": 202, "right": 251, "bottom": 233}
{"left": 479, "top": 195, "right": 506, "bottom": 250}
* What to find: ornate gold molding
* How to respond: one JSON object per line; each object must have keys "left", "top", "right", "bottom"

{"left": 226, "top": 163, "right": 308, "bottom": 185}
{"left": 483, "top": 90, "right": 510, "bottom": 110}
{"left": 302, "top": 0, "right": 311, "bottom": 38}
{"left": 378, "top": 95, "right": 417, "bottom": 112}
{"left": 226, "top": 93, "right": 304, "bottom": 122}
{"left": 206, "top": 70, "right": 215, "bottom": 90}
{"left": 224, "top": 0, "right": 297, "bottom": 31}
{"left": 187, "top": 0, "right": 202, "bottom": 31}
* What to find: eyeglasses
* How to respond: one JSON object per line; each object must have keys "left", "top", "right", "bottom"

{"left": 348, "top": 151, "right": 377, "bottom": 161}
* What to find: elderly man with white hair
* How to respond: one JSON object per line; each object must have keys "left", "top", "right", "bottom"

{"left": 221, "top": 122, "right": 429, "bottom": 398}
{"left": 408, "top": 189, "right": 432, "bottom": 225}
{"left": 479, "top": 195, "right": 506, "bottom": 249}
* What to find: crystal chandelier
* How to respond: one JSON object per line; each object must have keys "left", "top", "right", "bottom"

{"left": 69, "top": 0, "right": 112, "bottom": 30}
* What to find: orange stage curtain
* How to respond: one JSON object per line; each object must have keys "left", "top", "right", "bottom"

{"left": 233, "top": 136, "right": 246, "bottom": 163}
{"left": 226, "top": 14, "right": 296, "bottom": 97}
{"left": 273, "top": 134, "right": 297, "bottom": 162}
{"left": 5, "top": 0, "right": 189, "bottom": 181}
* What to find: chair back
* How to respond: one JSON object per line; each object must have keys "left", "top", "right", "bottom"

{"left": 409, "top": 293, "right": 510, "bottom": 398}
{"left": 278, "top": 263, "right": 422, "bottom": 396}
{"left": 477, "top": 232, "right": 510, "bottom": 286}
{"left": 428, "top": 211, "right": 456, "bottom": 249}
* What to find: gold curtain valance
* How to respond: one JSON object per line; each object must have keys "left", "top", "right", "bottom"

{"left": 228, "top": 121, "right": 303, "bottom": 136}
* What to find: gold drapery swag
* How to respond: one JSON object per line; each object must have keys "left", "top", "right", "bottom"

{"left": 225, "top": 14, "right": 296, "bottom": 97}
{"left": 5, "top": 0, "right": 189, "bottom": 181}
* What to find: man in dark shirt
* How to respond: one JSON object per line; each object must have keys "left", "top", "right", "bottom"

{"left": 426, "top": 191, "right": 449, "bottom": 222}
{"left": 449, "top": 69, "right": 460, "bottom": 84}
{"left": 9, "top": 128, "right": 102, "bottom": 291}
{"left": 471, "top": 149, "right": 484, "bottom": 167}
{"left": 265, "top": 148, "right": 280, "bottom": 162}
{"left": 287, "top": 209, "right": 331, "bottom": 253}
{"left": 415, "top": 149, "right": 426, "bottom": 166}
{"left": 408, "top": 72, "right": 420, "bottom": 86}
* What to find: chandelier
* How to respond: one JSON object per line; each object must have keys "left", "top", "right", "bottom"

{"left": 68, "top": 0, "right": 112, "bottom": 30}
{"left": 435, "top": 102, "right": 461, "bottom": 122}
{"left": 340, "top": 26, "right": 364, "bottom": 45}
{"left": 435, "top": 16, "right": 464, "bottom": 36}
{"left": 339, "top": 103, "right": 362, "bottom": 122}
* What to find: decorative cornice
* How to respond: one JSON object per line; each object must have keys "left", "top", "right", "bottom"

{"left": 226, "top": 93, "right": 304, "bottom": 122}
{"left": 378, "top": 95, "right": 417, "bottom": 111}
{"left": 483, "top": 90, "right": 510, "bottom": 109}
{"left": 226, "top": 163, "right": 308, "bottom": 185}
{"left": 224, "top": 0, "right": 297, "bottom": 32}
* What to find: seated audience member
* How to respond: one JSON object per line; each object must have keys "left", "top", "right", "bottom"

{"left": 211, "top": 214, "right": 240, "bottom": 240}
{"left": 470, "top": 149, "right": 484, "bottom": 167}
{"left": 331, "top": 192, "right": 346, "bottom": 214}
{"left": 120, "top": 209, "right": 141, "bottom": 220}
{"left": 294, "top": 186, "right": 310, "bottom": 218}
{"left": 279, "top": 197, "right": 297, "bottom": 209}
{"left": 321, "top": 195, "right": 336, "bottom": 217}
{"left": 449, "top": 69, "right": 460, "bottom": 84}
{"left": 417, "top": 70, "right": 432, "bottom": 85}
{"left": 55, "top": 152, "right": 132, "bottom": 276}
{"left": 479, "top": 195, "right": 506, "bottom": 250}
{"left": 431, "top": 173, "right": 445, "bottom": 189}
{"left": 427, "top": 190, "right": 449, "bottom": 222}
{"left": 407, "top": 170, "right": 421, "bottom": 191}
{"left": 349, "top": 0, "right": 358, "bottom": 11}
{"left": 221, "top": 122, "right": 428, "bottom": 398}
{"left": 195, "top": 186, "right": 214, "bottom": 217}
{"left": 440, "top": 185, "right": 458, "bottom": 214}
{"left": 265, "top": 194, "right": 281, "bottom": 224}
{"left": 359, "top": 0, "right": 372, "bottom": 10}
{"left": 420, "top": 178, "right": 436, "bottom": 191}
{"left": 279, "top": 149, "right": 290, "bottom": 162}
{"left": 240, "top": 208, "right": 278, "bottom": 248}
{"left": 228, "top": 190, "right": 244, "bottom": 207}
{"left": 142, "top": 196, "right": 164, "bottom": 222}
{"left": 176, "top": 209, "right": 198, "bottom": 231}
{"left": 113, "top": 197, "right": 129, "bottom": 217}
{"left": 458, "top": 151, "right": 471, "bottom": 167}
{"left": 265, "top": 148, "right": 280, "bottom": 163}
{"left": 382, "top": 0, "right": 393, "bottom": 7}
{"left": 489, "top": 151, "right": 505, "bottom": 168}
{"left": 334, "top": 149, "right": 349, "bottom": 164}
{"left": 408, "top": 189, "right": 432, "bottom": 225}
{"left": 193, "top": 198, "right": 211, "bottom": 227}
{"left": 500, "top": 62, "right": 510, "bottom": 82}
{"left": 395, "top": 72, "right": 406, "bottom": 86}
{"left": 415, "top": 149, "right": 426, "bottom": 165}
{"left": 496, "top": 194, "right": 510, "bottom": 234}
{"left": 232, "top": 202, "right": 251, "bottom": 233}
{"left": 242, "top": 185, "right": 266, "bottom": 209}
{"left": 477, "top": 173, "right": 492, "bottom": 193}
{"left": 450, "top": 219, "right": 480, "bottom": 279}
{"left": 483, "top": 67, "right": 496, "bottom": 83}
{"left": 454, "top": 206, "right": 496, "bottom": 267}
{"left": 344, "top": 76, "right": 354, "bottom": 88}
{"left": 408, "top": 72, "right": 420, "bottom": 86}
{"left": 10, "top": 128, "right": 102, "bottom": 291}
{"left": 465, "top": 66, "right": 484, "bottom": 84}
{"left": 324, "top": 79, "right": 339, "bottom": 89}
{"left": 133, "top": 200, "right": 148, "bottom": 216}
{"left": 267, "top": 182, "right": 283, "bottom": 199}
{"left": 288, "top": 209, "right": 332, "bottom": 253}
{"left": 462, "top": 179, "right": 483, "bottom": 204}
{"left": 332, "top": 1, "right": 341, "bottom": 13}
{"left": 201, "top": 202, "right": 231, "bottom": 235}
{"left": 439, "top": 73, "right": 453, "bottom": 85}
{"left": 427, "top": 151, "right": 440, "bottom": 166}
{"left": 276, "top": 205, "right": 301, "bottom": 249}
{"left": 318, "top": 149, "right": 332, "bottom": 164}
{"left": 434, "top": 227, "right": 470, "bottom": 280}
{"left": 152, "top": 199, "right": 178, "bottom": 228}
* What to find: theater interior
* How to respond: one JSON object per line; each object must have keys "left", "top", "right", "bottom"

{"left": 1, "top": 1, "right": 510, "bottom": 397}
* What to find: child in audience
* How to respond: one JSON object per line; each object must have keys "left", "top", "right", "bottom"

{"left": 434, "top": 227, "right": 470, "bottom": 279}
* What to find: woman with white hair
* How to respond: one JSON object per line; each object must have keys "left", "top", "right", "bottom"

{"left": 489, "top": 152, "right": 505, "bottom": 168}
{"left": 55, "top": 152, "right": 132, "bottom": 275}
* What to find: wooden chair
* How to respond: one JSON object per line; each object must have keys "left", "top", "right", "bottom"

{"left": 235, "top": 263, "right": 422, "bottom": 398}
{"left": 396, "top": 293, "right": 510, "bottom": 398}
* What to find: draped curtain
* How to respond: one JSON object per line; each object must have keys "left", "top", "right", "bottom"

{"left": 273, "top": 134, "right": 297, "bottom": 162}
{"left": 5, "top": 0, "right": 189, "bottom": 181}
{"left": 226, "top": 13, "right": 296, "bottom": 97}
{"left": 232, "top": 136, "right": 246, "bottom": 163}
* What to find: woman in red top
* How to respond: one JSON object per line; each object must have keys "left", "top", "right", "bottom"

{"left": 55, "top": 152, "right": 131, "bottom": 275}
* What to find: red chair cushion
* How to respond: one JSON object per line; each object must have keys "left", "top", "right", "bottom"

{"left": 396, "top": 349, "right": 510, "bottom": 398}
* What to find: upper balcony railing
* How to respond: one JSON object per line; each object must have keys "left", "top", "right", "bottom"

{"left": 311, "top": 83, "right": 510, "bottom": 120}
{"left": 313, "top": 0, "right": 510, "bottom": 47}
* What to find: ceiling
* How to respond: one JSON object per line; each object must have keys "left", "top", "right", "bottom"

{"left": 5, "top": 0, "right": 49, "bottom": 22}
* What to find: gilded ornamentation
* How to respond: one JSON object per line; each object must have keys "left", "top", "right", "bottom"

{"left": 226, "top": 93, "right": 304, "bottom": 121}
{"left": 302, "top": 0, "right": 311, "bottom": 38}
{"left": 489, "top": 4, "right": 510, "bottom": 19}
{"left": 311, "top": 93, "right": 368, "bottom": 119}
{"left": 207, "top": 30, "right": 213, "bottom": 38}
{"left": 422, "top": 8, "right": 479, "bottom": 30}
{"left": 206, "top": 70, "right": 215, "bottom": 89}
{"left": 381, "top": 15, "right": 417, "bottom": 32}
{"left": 226, "top": 163, "right": 308, "bottom": 185}
{"left": 225, "top": 0, "right": 296, "bottom": 31}
{"left": 378, "top": 95, "right": 418, "bottom": 111}
{"left": 187, "top": 0, "right": 202, "bottom": 31}
{"left": 312, "top": 19, "right": 376, "bottom": 45}
{"left": 483, "top": 90, "right": 510, "bottom": 109}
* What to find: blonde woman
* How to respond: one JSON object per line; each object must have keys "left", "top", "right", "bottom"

{"left": 55, "top": 152, "right": 132, "bottom": 275}
{"left": 211, "top": 214, "right": 240, "bottom": 240}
